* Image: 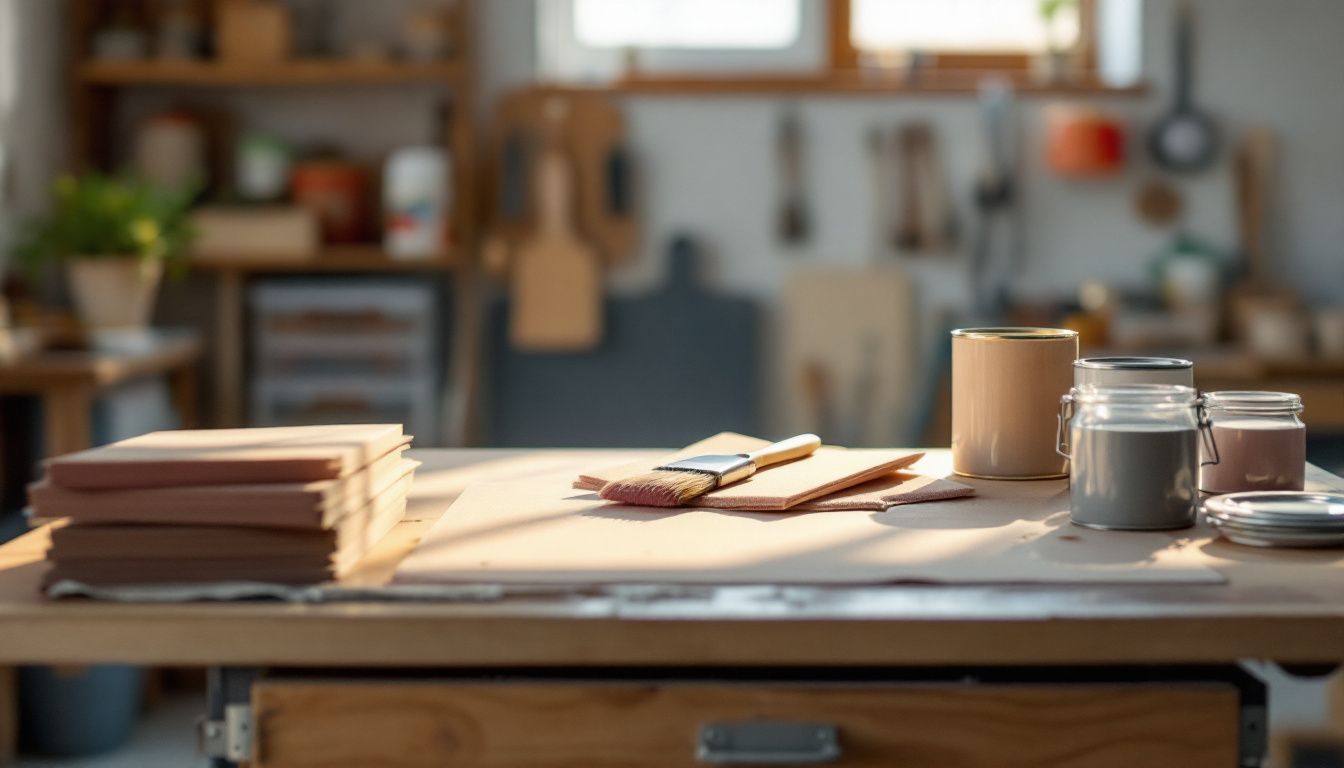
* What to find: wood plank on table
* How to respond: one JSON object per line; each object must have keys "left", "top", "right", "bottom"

{"left": 250, "top": 681, "right": 1238, "bottom": 768}
{"left": 0, "top": 451, "right": 1342, "bottom": 667}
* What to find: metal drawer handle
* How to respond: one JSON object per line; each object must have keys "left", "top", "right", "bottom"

{"left": 697, "top": 721, "right": 841, "bottom": 765}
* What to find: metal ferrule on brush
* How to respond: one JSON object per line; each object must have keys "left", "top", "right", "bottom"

{"left": 652, "top": 454, "right": 756, "bottom": 486}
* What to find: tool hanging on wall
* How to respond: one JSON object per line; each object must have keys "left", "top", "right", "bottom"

{"left": 892, "top": 121, "right": 957, "bottom": 256}
{"left": 1147, "top": 1, "right": 1219, "bottom": 173}
{"left": 776, "top": 106, "right": 810, "bottom": 246}
{"left": 1226, "top": 127, "right": 1302, "bottom": 348}
{"left": 969, "top": 81, "right": 1021, "bottom": 318}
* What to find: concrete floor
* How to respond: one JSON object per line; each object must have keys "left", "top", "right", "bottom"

{"left": 12, "top": 694, "right": 207, "bottom": 768}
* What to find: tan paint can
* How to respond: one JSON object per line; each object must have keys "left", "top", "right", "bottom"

{"left": 951, "top": 327, "right": 1079, "bottom": 479}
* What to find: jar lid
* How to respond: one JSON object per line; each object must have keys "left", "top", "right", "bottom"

{"left": 1205, "top": 492, "right": 1344, "bottom": 531}
{"left": 1204, "top": 391, "right": 1303, "bottom": 413}
{"left": 1074, "top": 356, "right": 1193, "bottom": 370}
{"left": 952, "top": 327, "right": 1078, "bottom": 340}
{"left": 1069, "top": 383, "right": 1199, "bottom": 406}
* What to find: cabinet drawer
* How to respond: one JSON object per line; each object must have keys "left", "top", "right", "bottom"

{"left": 250, "top": 681, "right": 1239, "bottom": 767}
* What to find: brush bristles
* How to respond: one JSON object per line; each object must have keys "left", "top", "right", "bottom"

{"left": 599, "top": 469, "right": 718, "bottom": 507}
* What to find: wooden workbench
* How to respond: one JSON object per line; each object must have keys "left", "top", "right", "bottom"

{"left": 1, "top": 448, "right": 1342, "bottom": 767}
{"left": 0, "top": 447, "right": 1342, "bottom": 667}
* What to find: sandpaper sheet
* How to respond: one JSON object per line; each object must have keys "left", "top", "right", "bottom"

{"left": 30, "top": 451, "right": 412, "bottom": 530}
{"left": 45, "top": 424, "right": 409, "bottom": 490}
{"left": 396, "top": 452, "right": 1222, "bottom": 586}
{"left": 792, "top": 471, "right": 974, "bottom": 511}
{"left": 575, "top": 433, "right": 924, "bottom": 510}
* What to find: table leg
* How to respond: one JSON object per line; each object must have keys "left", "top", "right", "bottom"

{"left": 214, "top": 272, "right": 244, "bottom": 428}
{"left": 41, "top": 385, "right": 93, "bottom": 457}
{"left": 205, "top": 667, "right": 261, "bottom": 768}
{"left": 0, "top": 667, "right": 13, "bottom": 765}
{"left": 168, "top": 363, "right": 200, "bottom": 430}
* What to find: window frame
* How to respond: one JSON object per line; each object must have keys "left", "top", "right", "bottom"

{"left": 537, "top": 0, "right": 1130, "bottom": 95}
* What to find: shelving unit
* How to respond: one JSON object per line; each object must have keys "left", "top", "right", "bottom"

{"left": 77, "top": 58, "right": 467, "bottom": 87}
{"left": 190, "top": 244, "right": 460, "bottom": 274}
{"left": 66, "top": 0, "right": 479, "bottom": 441}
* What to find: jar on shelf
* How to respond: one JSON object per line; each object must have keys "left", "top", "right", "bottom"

{"left": 1199, "top": 391, "right": 1306, "bottom": 493}
{"left": 1057, "top": 384, "right": 1216, "bottom": 530}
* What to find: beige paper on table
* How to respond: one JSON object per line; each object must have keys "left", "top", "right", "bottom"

{"left": 395, "top": 455, "right": 1223, "bottom": 586}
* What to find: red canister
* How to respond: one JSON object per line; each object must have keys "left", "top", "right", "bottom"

{"left": 291, "top": 160, "right": 369, "bottom": 243}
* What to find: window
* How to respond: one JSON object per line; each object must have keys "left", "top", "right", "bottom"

{"left": 850, "top": 0, "right": 1079, "bottom": 54}
{"left": 537, "top": 0, "right": 822, "bottom": 81}
{"left": 536, "top": 0, "right": 1140, "bottom": 90}
{"left": 573, "top": 0, "right": 800, "bottom": 50}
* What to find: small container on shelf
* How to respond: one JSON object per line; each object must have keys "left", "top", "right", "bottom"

{"left": 1199, "top": 391, "right": 1306, "bottom": 494}
{"left": 291, "top": 159, "right": 369, "bottom": 244}
{"left": 383, "top": 146, "right": 451, "bottom": 260}
{"left": 216, "top": 0, "right": 292, "bottom": 63}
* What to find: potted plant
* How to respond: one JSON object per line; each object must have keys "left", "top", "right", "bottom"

{"left": 1037, "top": 0, "right": 1080, "bottom": 83}
{"left": 14, "top": 173, "right": 193, "bottom": 330}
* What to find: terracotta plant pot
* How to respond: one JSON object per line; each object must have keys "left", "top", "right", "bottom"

{"left": 65, "top": 257, "right": 163, "bottom": 330}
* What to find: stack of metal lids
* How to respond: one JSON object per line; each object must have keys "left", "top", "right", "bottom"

{"left": 1205, "top": 491, "right": 1344, "bottom": 547}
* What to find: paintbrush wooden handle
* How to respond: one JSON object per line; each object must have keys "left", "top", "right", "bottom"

{"left": 746, "top": 434, "right": 822, "bottom": 469}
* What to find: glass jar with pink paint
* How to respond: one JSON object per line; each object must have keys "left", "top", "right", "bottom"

{"left": 1199, "top": 391, "right": 1306, "bottom": 494}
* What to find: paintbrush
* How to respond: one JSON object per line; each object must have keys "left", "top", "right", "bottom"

{"left": 599, "top": 434, "right": 822, "bottom": 508}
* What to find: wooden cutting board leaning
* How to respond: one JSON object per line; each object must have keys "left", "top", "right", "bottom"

{"left": 508, "top": 109, "right": 604, "bottom": 351}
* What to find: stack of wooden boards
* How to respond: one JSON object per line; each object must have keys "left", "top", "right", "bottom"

{"left": 31, "top": 425, "right": 415, "bottom": 586}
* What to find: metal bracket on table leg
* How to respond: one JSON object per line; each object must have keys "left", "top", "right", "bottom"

{"left": 200, "top": 667, "right": 261, "bottom": 768}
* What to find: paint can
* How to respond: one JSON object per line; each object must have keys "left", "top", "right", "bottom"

{"left": 951, "top": 327, "right": 1078, "bottom": 479}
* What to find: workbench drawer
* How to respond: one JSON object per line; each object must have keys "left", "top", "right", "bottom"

{"left": 248, "top": 680, "right": 1240, "bottom": 767}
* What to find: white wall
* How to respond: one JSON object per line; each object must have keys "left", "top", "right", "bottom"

{"left": 478, "top": 0, "right": 1344, "bottom": 308}
{"left": 0, "top": 0, "right": 66, "bottom": 270}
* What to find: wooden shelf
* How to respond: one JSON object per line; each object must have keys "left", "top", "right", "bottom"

{"left": 190, "top": 245, "right": 459, "bottom": 274}
{"left": 535, "top": 73, "right": 1146, "bottom": 98}
{"left": 78, "top": 58, "right": 466, "bottom": 87}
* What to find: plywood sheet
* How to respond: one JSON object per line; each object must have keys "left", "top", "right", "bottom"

{"left": 45, "top": 425, "right": 408, "bottom": 489}
{"left": 781, "top": 267, "right": 918, "bottom": 447}
{"left": 395, "top": 453, "right": 1223, "bottom": 586}
{"left": 576, "top": 432, "right": 924, "bottom": 510}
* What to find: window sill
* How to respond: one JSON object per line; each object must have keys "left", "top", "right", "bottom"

{"left": 534, "top": 72, "right": 1146, "bottom": 98}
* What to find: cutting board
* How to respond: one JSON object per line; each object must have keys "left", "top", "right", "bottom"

{"left": 489, "top": 235, "right": 760, "bottom": 447}
{"left": 781, "top": 267, "right": 917, "bottom": 447}
{"left": 509, "top": 142, "right": 604, "bottom": 351}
